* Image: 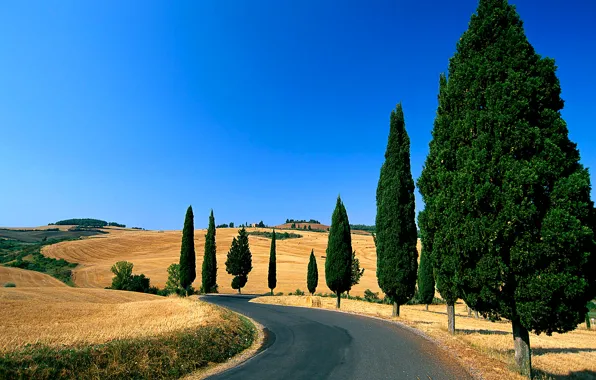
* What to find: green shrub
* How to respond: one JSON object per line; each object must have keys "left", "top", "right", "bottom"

{"left": 3, "top": 283, "right": 16, "bottom": 288}
{"left": 364, "top": 289, "right": 380, "bottom": 303}
{"left": 275, "top": 292, "right": 283, "bottom": 296}
{"left": 294, "top": 289, "right": 305, "bottom": 296}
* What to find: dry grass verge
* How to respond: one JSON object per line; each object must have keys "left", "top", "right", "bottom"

{"left": 0, "top": 288, "right": 256, "bottom": 379}
{"left": 252, "top": 296, "right": 596, "bottom": 380}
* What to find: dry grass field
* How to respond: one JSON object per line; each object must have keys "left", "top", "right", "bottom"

{"left": 0, "top": 266, "right": 67, "bottom": 287}
{"left": 0, "top": 287, "right": 221, "bottom": 352}
{"left": 253, "top": 296, "right": 596, "bottom": 380}
{"left": 43, "top": 227, "right": 411, "bottom": 296}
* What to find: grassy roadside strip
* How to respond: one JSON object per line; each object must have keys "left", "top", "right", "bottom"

{"left": 251, "top": 296, "right": 596, "bottom": 380}
{"left": 0, "top": 308, "right": 256, "bottom": 380}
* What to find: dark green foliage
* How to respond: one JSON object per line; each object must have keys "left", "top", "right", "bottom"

{"left": 0, "top": 310, "right": 255, "bottom": 380}
{"left": 433, "top": 0, "right": 596, "bottom": 335}
{"left": 229, "top": 222, "right": 234, "bottom": 228}
{"left": 417, "top": 74, "right": 460, "bottom": 307}
{"left": 179, "top": 206, "right": 196, "bottom": 294}
{"left": 201, "top": 210, "right": 218, "bottom": 294}
{"left": 290, "top": 223, "right": 296, "bottom": 229}
{"left": 1, "top": 239, "right": 78, "bottom": 285}
{"left": 286, "top": 219, "right": 320, "bottom": 224}
{"left": 349, "top": 250, "right": 364, "bottom": 293}
{"left": 165, "top": 263, "right": 184, "bottom": 296}
{"left": 268, "top": 230, "right": 277, "bottom": 294}
{"left": 364, "top": 289, "right": 380, "bottom": 302}
{"left": 350, "top": 224, "right": 376, "bottom": 232}
{"left": 417, "top": 237, "right": 435, "bottom": 306}
{"left": 109, "top": 261, "right": 152, "bottom": 293}
{"left": 257, "top": 221, "right": 266, "bottom": 228}
{"left": 307, "top": 250, "right": 318, "bottom": 295}
{"left": 107, "top": 222, "right": 126, "bottom": 228}
{"left": 376, "top": 103, "right": 419, "bottom": 308}
{"left": 247, "top": 231, "right": 302, "bottom": 240}
{"left": 225, "top": 228, "right": 253, "bottom": 294}
{"left": 216, "top": 223, "right": 228, "bottom": 228}
{"left": 293, "top": 289, "right": 305, "bottom": 296}
{"left": 3, "top": 282, "right": 16, "bottom": 288}
{"left": 52, "top": 218, "right": 108, "bottom": 227}
{"left": 325, "top": 196, "right": 353, "bottom": 305}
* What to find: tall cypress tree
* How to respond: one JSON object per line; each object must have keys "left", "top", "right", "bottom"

{"left": 268, "top": 230, "right": 277, "bottom": 295}
{"left": 325, "top": 196, "right": 353, "bottom": 308}
{"left": 225, "top": 228, "right": 253, "bottom": 294}
{"left": 376, "top": 103, "right": 418, "bottom": 317}
{"left": 201, "top": 210, "right": 217, "bottom": 293}
{"left": 422, "top": 0, "right": 596, "bottom": 375}
{"left": 307, "top": 249, "right": 318, "bottom": 295}
{"left": 418, "top": 73, "right": 461, "bottom": 334}
{"left": 179, "top": 205, "right": 196, "bottom": 295}
{"left": 417, "top": 232, "right": 435, "bottom": 311}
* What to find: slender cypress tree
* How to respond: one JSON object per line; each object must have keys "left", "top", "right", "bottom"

{"left": 307, "top": 249, "right": 318, "bottom": 295}
{"left": 417, "top": 236, "right": 435, "bottom": 311}
{"left": 268, "top": 230, "right": 277, "bottom": 295}
{"left": 225, "top": 228, "right": 253, "bottom": 294}
{"left": 201, "top": 210, "right": 217, "bottom": 293}
{"left": 418, "top": 73, "right": 460, "bottom": 334}
{"left": 325, "top": 196, "right": 353, "bottom": 308}
{"left": 422, "top": 0, "right": 596, "bottom": 375}
{"left": 376, "top": 103, "right": 418, "bottom": 317}
{"left": 179, "top": 205, "right": 196, "bottom": 295}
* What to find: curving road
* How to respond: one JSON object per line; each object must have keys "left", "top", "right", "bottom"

{"left": 203, "top": 295, "right": 472, "bottom": 380}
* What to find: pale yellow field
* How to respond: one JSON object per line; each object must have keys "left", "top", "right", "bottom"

{"left": 0, "top": 287, "right": 221, "bottom": 352}
{"left": 0, "top": 266, "right": 67, "bottom": 287}
{"left": 254, "top": 296, "right": 596, "bottom": 380}
{"left": 43, "top": 228, "right": 407, "bottom": 296}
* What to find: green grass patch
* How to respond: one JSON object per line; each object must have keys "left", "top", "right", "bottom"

{"left": 248, "top": 231, "right": 302, "bottom": 240}
{"left": 0, "top": 239, "right": 79, "bottom": 286}
{"left": 0, "top": 310, "right": 256, "bottom": 379}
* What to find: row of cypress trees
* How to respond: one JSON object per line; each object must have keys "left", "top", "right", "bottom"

{"left": 371, "top": 1, "right": 596, "bottom": 377}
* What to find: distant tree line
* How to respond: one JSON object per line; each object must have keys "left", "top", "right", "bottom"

{"left": 50, "top": 219, "right": 126, "bottom": 228}
{"left": 216, "top": 222, "right": 234, "bottom": 228}
{"left": 285, "top": 219, "right": 320, "bottom": 224}
{"left": 349, "top": 224, "right": 375, "bottom": 232}
{"left": 248, "top": 231, "right": 302, "bottom": 240}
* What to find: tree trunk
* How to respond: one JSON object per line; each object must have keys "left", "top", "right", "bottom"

{"left": 238, "top": 288, "right": 241, "bottom": 294}
{"left": 336, "top": 292, "right": 341, "bottom": 309}
{"left": 475, "top": 310, "right": 479, "bottom": 319}
{"left": 512, "top": 318, "right": 532, "bottom": 378}
{"left": 425, "top": 304, "right": 429, "bottom": 311}
{"left": 447, "top": 303, "right": 455, "bottom": 334}
{"left": 586, "top": 314, "right": 591, "bottom": 330}
{"left": 392, "top": 302, "right": 400, "bottom": 317}
{"left": 467, "top": 306, "right": 472, "bottom": 317}
{"left": 270, "top": 289, "right": 273, "bottom": 296}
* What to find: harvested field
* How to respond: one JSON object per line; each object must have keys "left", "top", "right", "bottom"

{"left": 0, "top": 266, "right": 67, "bottom": 287}
{"left": 0, "top": 287, "right": 220, "bottom": 352}
{"left": 253, "top": 296, "right": 596, "bottom": 380}
{"left": 43, "top": 228, "right": 412, "bottom": 296}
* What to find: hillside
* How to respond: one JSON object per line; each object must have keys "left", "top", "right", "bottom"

{"left": 42, "top": 227, "right": 421, "bottom": 296}
{"left": 0, "top": 266, "right": 67, "bottom": 287}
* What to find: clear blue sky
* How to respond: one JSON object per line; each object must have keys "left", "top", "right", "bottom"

{"left": 1, "top": 1, "right": 594, "bottom": 230}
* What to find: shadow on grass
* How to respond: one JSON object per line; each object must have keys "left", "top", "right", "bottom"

{"left": 457, "top": 328, "right": 510, "bottom": 336}
{"left": 533, "top": 369, "right": 596, "bottom": 380}
{"left": 533, "top": 347, "right": 596, "bottom": 356}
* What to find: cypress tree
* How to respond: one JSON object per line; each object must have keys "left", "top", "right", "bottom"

{"left": 201, "top": 210, "right": 217, "bottom": 293}
{"left": 225, "top": 228, "right": 253, "bottom": 294}
{"left": 307, "top": 249, "right": 318, "bottom": 295}
{"left": 179, "top": 205, "right": 196, "bottom": 295}
{"left": 376, "top": 103, "right": 419, "bottom": 317}
{"left": 268, "top": 229, "right": 277, "bottom": 295}
{"left": 325, "top": 196, "right": 353, "bottom": 308}
{"left": 417, "top": 236, "right": 435, "bottom": 311}
{"left": 422, "top": 0, "right": 596, "bottom": 375}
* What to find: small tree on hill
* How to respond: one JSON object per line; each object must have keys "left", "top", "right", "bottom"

{"left": 110, "top": 261, "right": 133, "bottom": 290}
{"left": 417, "top": 236, "right": 435, "bottom": 311}
{"left": 179, "top": 206, "right": 196, "bottom": 295}
{"left": 307, "top": 249, "right": 318, "bottom": 295}
{"left": 376, "top": 103, "right": 418, "bottom": 317}
{"left": 347, "top": 250, "right": 364, "bottom": 296}
{"left": 268, "top": 230, "right": 277, "bottom": 295}
{"left": 201, "top": 210, "right": 218, "bottom": 293}
{"left": 225, "top": 228, "right": 253, "bottom": 294}
{"left": 165, "top": 263, "right": 183, "bottom": 295}
{"left": 325, "top": 196, "right": 353, "bottom": 308}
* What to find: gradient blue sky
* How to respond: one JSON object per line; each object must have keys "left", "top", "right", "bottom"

{"left": 1, "top": 1, "right": 595, "bottom": 230}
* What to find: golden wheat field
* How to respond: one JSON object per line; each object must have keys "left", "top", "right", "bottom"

{"left": 253, "top": 296, "right": 596, "bottom": 380}
{"left": 0, "top": 287, "right": 221, "bottom": 352}
{"left": 0, "top": 266, "right": 67, "bottom": 287}
{"left": 43, "top": 228, "right": 409, "bottom": 296}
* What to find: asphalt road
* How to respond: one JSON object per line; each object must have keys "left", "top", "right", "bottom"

{"left": 203, "top": 295, "right": 472, "bottom": 380}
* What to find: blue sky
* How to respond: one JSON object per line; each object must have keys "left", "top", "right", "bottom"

{"left": 1, "top": 1, "right": 595, "bottom": 230}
